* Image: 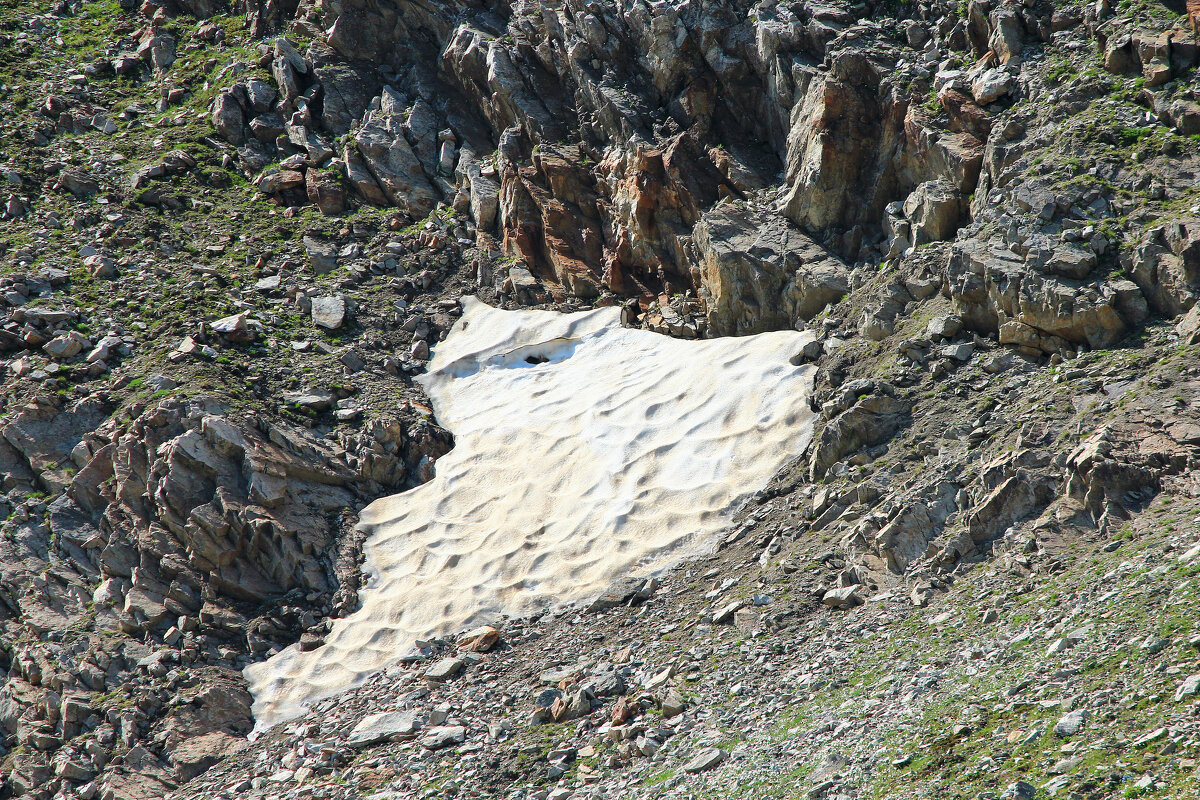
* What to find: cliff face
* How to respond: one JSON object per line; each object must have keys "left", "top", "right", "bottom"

{"left": 212, "top": 0, "right": 1199, "bottom": 344}
{"left": 229, "top": 0, "right": 925, "bottom": 296}
{"left": 1, "top": 0, "right": 1200, "bottom": 797}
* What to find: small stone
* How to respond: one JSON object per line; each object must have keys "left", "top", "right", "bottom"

{"left": 1134, "top": 728, "right": 1168, "bottom": 747}
{"left": 339, "top": 349, "right": 365, "bottom": 372}
{"left": 283, "top": 388, "right": 335, "bottom": 411}
{"left": 1139, "top": 636, "right": 1170, "bottom": 655}
{"left": 254, "top": 275, "right": 282, "bottom": 292}
{"left": 683, "top": 747, "right": 726, "bottom": 773}
{"left": 311, "top": 295, "right": 348, "bottom": 329}
{"left": 347, "top": 711, "right": 420, "bottom": 747}
{"left": 940, "top": 342, "right": 974, "bottom": 362}
{"left": 211, "top": 312, "right": 255, "bottom": 342}
{"left": 425, "top": 657, "right": 465, "bottom": 682}
{"left": 457, "top": 625, "right": 500, "bottom": 652}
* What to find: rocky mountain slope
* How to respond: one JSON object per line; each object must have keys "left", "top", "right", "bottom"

{"left": 0, "top": 0, "right": 1198, "bottom": 798}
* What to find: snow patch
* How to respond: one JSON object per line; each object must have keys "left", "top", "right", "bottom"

{"left": 247, "top": 298, "right": 817, "bottom": 728}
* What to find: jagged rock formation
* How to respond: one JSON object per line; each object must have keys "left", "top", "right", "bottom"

{"left": 195, "top": 0, "right": 1200, "bottom": 361}
{"left": 206, "top": 0, "right": 1013, "bottom": 305}
{"left": 0, "top": 393, "right": 450, "bottom": 797}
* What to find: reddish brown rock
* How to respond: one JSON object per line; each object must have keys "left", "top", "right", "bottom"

{"left": 306, "top": 169, "right": 346, "bottom": 216}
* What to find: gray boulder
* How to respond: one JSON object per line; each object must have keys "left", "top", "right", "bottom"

{"left": 347, "top": 711, "right": 420, "bottom": 747}
{"left": 695, "top": 205, "right": 848, "bottom": 336}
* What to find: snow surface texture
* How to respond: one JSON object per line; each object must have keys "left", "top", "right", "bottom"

{"left": 247, "top": 298, "right": 817, "bottom": 728}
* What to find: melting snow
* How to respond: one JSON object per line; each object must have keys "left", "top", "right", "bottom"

{"left": 247, "top": 298, "right": 816, "bottom": 728}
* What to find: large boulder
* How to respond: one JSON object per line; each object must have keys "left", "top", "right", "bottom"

{"left": 988, "top": 7, "right": 1023, "bottom": 64}
{"left": 1125, "top": 219, "right": 1200, "bottom": 317}
{"left": 695, "top": 205, "right": 849, "bottom": 336}
{"left": 903, "top": 180, "right": 965, "bottom": 245}
{"left": 211, "top": 90, "right": 246, "bottom": 145}
{"left": 350, "top": 88, "right": 440, "bottom": 216}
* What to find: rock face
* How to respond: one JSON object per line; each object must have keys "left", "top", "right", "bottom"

{"left": 350, "top": 88, "right": 441, "bottom": 218}
{"left": 198, "top": 0, "right": 1061, "bottom": 324}
{"left": 188, "top": 0, "right": 1200, "bottom": 366}
{"left": 808, "top": 381, "right": 911, "bottom": 480}
{"left": 37, "top": 399, "right": 432, "bottom": 614}
{"left": 946, "top": 236, "right": 1140, "bottom": 355}
{"left": 1126, "top": 219, "right": 1200, "bottom": 317}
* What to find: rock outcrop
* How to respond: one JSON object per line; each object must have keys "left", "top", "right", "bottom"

{"left": 199, "top": 0, "right": 1084, "bottom": 329}
{"left": 0, "top": 395, "right": 451, "bottom": 796}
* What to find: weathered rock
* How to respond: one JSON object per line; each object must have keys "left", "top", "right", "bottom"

{"left": 457, "top": 625, "right": 500, "bottom": 652}
{"left": 211, "top": 91, "right": 246, "bottom": 145}
{"left": 43, "top": 332, "right": 87, "bottom": 360}
{"left": 948, "top": 237, "right": 1138, "bottom": 352}
{"left": 1126, "top": 220, "right": 1200, "bottom": 317}
{"left": 245, "top": 78, "right": 276, "bottom": 114}
{"left": 303, "top": 236, "right": 339, "bottom": 274}
{"left": 550, "top": 688, "right": 593, "bottom": 722}
{"left": 822, "top": 584, "right": 863, "bottom": 608}
{"left": 347, "top": 711, "right": 420, "bottom": 747}
{"left": 971, "top": 68, "right": 1014, "bottom": 105}
{"left": 306, "top": 170, "right": 346, "bottom": 216}
{"left": 284, "top": 389, "right": 335, "bottom": 411}
{"left": 351, "top": 87, "right": 440, "bottom": 216}
{"left": 779, "top": 47, "right": 896, "bottom": 240}
{"left": 696, "top": 206, "right": 849, "bottom": 336}
{"left": 1177, "top": 305, "right": 1200, "bottom": 345}
{"left": 926, "top": 315, "right": 962, "bottom": 340}
{"left": 683, "top": 747, "right": 726, "bottom": 773}
{"left": 903, "top": 180, "right": 964, "bottom": 245}
{"left": 425, "top": 657, "right": 465, "bottom": 682}
{"left": 1176, "top": 674, "right": 1200, "bottom": 702}
{"left": 420, "top": 725, "right": 466, "bottom": 750}
{"left": 988, "top": 8, "right": 1023, "bottom": 64}
{"left": 1054, "top": 709, "right": 1089, "bottom": 738}
{"left": 810, "top": 384, "right": 911, "bottom": 478}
